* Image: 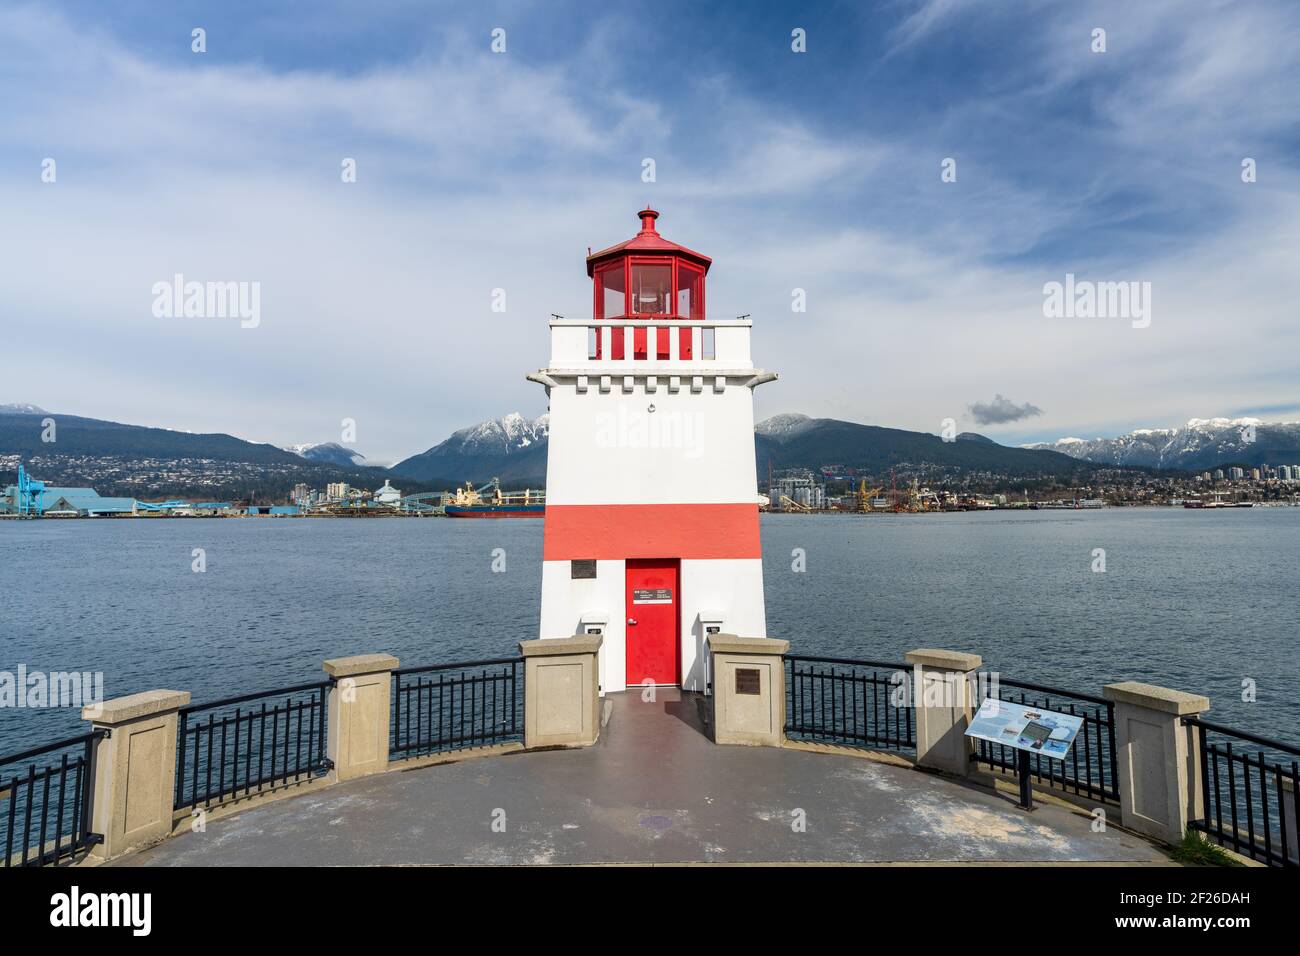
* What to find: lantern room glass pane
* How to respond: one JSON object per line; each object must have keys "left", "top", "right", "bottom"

{"left": 631, "top": 263, "right": 672, "bottom": 315}
{"left": 597, "top": 264, "right": 625, "bottom": 319}
{"left": 677, "top": 263, "right": 704, "bottom": 319}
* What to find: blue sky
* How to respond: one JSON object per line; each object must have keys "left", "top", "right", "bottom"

{"left": 3, "top": 0, "right": 1299, "bottom": 462}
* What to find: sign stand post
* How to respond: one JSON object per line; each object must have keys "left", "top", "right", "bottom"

{"left": 1016, "top": 750, "right": 1033, "bottom": 811}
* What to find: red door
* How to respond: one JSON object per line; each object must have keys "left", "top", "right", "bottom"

{"left": 625, "top": 559, "right": 680, "bottom": 686}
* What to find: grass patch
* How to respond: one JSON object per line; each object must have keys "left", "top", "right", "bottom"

{"left": 1169, "top": 831, "right": 1244, "bottom": 867}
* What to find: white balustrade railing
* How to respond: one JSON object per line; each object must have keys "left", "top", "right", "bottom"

{"left": 547, "top": 318, "right": 752, "bottom": 369}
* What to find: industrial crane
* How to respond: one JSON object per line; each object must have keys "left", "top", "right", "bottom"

{"left": 857, "top": 480, "right": 884, "bottom": 512}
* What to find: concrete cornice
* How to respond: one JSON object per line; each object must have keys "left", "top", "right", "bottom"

{"left": 706, "top": 634, "right": 789, "bottom": 655}
{"left": 538, "top": 366, "right": 759, "bottom": 378}
{"left": 1103, "top": 681, "right": 1210, "bottom": 715}
{"left": 520, "top": 635, "right": 604, "bottom": 657}
{"left": 83, "top": 689, "right": 190, "bottom": 724}
{"left": 548, "top": 318, "right": 752, "bottom": 328}
{"left": 905, "top": 648, "right": 983, "bottom": 671}
{"left": 323, "top": 653, "right": 400, "bottom": 678}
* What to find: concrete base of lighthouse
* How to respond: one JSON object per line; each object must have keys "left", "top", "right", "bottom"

{"left": 539, "top": 557, "right": 766, "bottom": 695}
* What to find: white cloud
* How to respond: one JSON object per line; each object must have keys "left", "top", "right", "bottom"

{"left": 2, "top": 2, "right": 1299, "bottom": 462}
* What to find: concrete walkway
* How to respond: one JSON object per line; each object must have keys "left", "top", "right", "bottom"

{"left": 119, "top": 690, "right": 1169, "bottom": 866}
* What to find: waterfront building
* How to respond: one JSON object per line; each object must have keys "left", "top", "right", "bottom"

{"left": 797, "top": 485, "right": 826, "bottom": 509}
{"left": 42, "top": 494, "right": 138, "bottom": 517}
{"left": 373, "top": 479, "right": 402, "bottom": 508}
{"left": 1, "top": 483, "right": 137, "bottom": 517}
{"left": 244, "top": 504, "right": 302, "bottom": 516}
{"left": 326, "top": 482, "right": 350, "bottom": 501}
{"left": 773, "top": 474, "right": 824, "bottom": 509}
{"left": 2, "top": 484, "right": 92, "bottom": 510}
{"left": 531, "top": 208, "right": 774, "bottom": 693}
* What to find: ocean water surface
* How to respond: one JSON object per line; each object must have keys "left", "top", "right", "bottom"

{"left": 2, "top": 509, "right": 1297, "bottom": 754}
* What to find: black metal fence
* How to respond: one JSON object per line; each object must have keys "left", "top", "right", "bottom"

{"left": 391, "top": 658, "right": 524, "bottom": 758}
{"left": 1, "top": 731, "right": 103, "bottom": 867}
{"left": 971, "top": 678, "right": 1118, "bottom": 804}
{"left": 1184, "top": 716, "right": 1300, "bottom": 867}
{"left": 175, "top": 681, "right": 332, "bottom": 812}
{"left": 784, "top": 656, "right": 915, "bottom": 752}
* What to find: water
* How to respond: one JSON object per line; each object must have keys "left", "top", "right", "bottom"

{"left": 2, "top": 509, "right": 1297, "bottom": 755}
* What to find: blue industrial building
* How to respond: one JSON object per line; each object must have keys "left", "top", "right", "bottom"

{"left": 3, "top": 466, "right": 291, "bottom": 518}
{"left": 1, "top": 477, "right": 138, "bottom": 517}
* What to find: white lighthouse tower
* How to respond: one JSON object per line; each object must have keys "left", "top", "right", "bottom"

{"left": 530, "top": 208, "right": 776, "bottom": 694}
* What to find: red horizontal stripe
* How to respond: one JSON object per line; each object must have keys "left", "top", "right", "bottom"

{"left": 543, "top": 503, "right": 762, "bottom": 560}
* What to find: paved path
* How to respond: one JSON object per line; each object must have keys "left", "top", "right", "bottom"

{"left": 120, "top": 690, "right": 1169, "bottom": 866}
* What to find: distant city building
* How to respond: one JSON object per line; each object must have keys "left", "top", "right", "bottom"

{"left": 773, "top": 475, "right": 824, "bottom": 510}
{"left": 1228, "top": 467, "right": 1244, "bottom": 480}
{"left": 1213, "top": 469, "right": 1225, "bottom": 481}
{"left": 1, "top": 484, "right": 137, "bottom": 517}
{"left": 326, "top": 482, "right": 350, "bottom": 501}
{"left": 373, "top": 480, "right": 402, "bottom": 508}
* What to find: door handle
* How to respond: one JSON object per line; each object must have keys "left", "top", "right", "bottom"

{"left": 627, "top": 618, "right": 637, "bottom": 625}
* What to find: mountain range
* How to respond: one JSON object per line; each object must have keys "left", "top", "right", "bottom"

{"left": 751, "top": 413, "right": 1092, "bottom": 479}
{"left": 1024, "top": 418, "right": 1300, "bottom": 471}
{"left": 386, "top": 410, "right": 1098, "bottom": 486}
{"left": 391, "top": 413, "right": 550, "bottom": 487}
{"left": 7, "top": 403, "right": 1300, "bottom": 499}
{"left": 284, "top": 442, "right": 369, "bottom": 469}
{"left": 0, "top": 407, "right": 398, "bottom": 501}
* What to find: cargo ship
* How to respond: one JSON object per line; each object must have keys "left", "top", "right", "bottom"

{"left": 445, "top": 503, "right": 544, "bottom": 518}
{"left": 443, "top": 478, "right": 544, "bottom": 518}
{"left": 1183, "top": 495, "right": 1253, "bottom": 508}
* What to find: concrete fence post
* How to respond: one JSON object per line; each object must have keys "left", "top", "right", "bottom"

{"left": 323, "top": 653, "right": 399, "bottom": 781}
{"left": 81, "top": 689, "right": 190, "bottom": 860}
{"left": 905, "top": 648, "right": 982, "bottom": 775}
{"left": 707, "top": 635, "right": 789, "bottom": 747}
{"left": 519, "top": 635, "right": 603, "bottom": 748}
{"left": 1103, "top": 681, "right": 1210, "bottom": 845}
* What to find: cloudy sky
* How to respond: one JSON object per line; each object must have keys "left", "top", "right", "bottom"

{"left": 3, "top": 0, "right": 1299, "bottom": 463}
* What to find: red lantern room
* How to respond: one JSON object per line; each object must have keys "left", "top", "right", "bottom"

{"left": 586, "top": 207, "right": 711, "bottom": 360}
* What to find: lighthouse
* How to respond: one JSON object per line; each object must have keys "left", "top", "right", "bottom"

{"left": 530, "top": 208, "right": 776, "bottom": 694}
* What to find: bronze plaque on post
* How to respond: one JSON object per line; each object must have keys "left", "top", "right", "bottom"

{"left": 735, "top": 668, "right": 761, "bottom": 695}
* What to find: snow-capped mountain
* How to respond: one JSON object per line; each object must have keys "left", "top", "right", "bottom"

{"left": 1025, "top": 418, "right": 1300, "bottom": 471}
{"left": 447, "top": 412, "right": 550, "bottom": 455}
{"left": 390, "top": 413, "right": 550, "bottom": 486}
{"left": 755, "top": 413, "right": 816, "bottom": 438}
{"left": 285, "top": 442, "right": 368, "bottom": 468}
{"left": 0, "top": 403, "right": 48, "bottom": 415}
{"left": 392, "top": 409, "right": 1102, "bottom": 488}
